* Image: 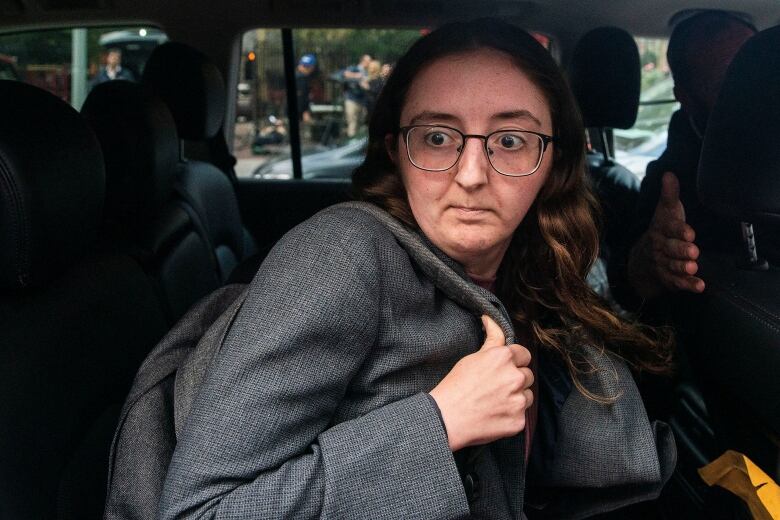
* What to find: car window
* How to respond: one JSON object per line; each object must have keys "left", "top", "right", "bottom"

{"left": 234, "top": 28, "right": 423, "bottom": 181}
{"left": 614, "top": 37, "right": 679, "bottom": 180}
{"left": 0, "top": 26, "right": 167, "bottom": 108}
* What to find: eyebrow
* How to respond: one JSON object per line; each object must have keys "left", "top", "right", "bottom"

{"left": 491, "top": 110, "right": 542, "bottom": 127}
{"left": 406, "top": 109, "right": 542, "bottom": 128}
{"left": 408, "top": 111, "right": 460, "bottom": 125}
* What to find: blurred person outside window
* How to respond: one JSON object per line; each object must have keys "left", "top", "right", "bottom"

{"left": 381, "top": 62, "right": 393, "bottom": 80}
{"left": 296, "top": 53, "right": 317, "bottom": 123}
{"left": 90, "top": 48, "right": 134, "bottom": 89}
{"left": 361, "top": 59, "right": 384, "bottom": 119}
{"left": 343, "top": 53, "right": 371, "bottom": 137}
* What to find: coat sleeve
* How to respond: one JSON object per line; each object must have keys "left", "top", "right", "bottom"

{"left": 158, "top": 208, "right": 470, "bottom": 520}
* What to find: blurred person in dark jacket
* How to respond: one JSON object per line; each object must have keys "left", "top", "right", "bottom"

{"left": 615, "top": 11, "right": 756, "bottom": 306}
{"left": 90, "top": 48, "right": 135, "bottom": 89}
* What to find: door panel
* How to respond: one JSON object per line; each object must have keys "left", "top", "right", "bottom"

{"left": 236, "top": 178, "right": 353, "bottom": 253}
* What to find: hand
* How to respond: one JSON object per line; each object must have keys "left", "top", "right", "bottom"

{"left": 628, "top": 172, "right": 705, "bottom": 299}
{"left": 429, "top": 315, "right": 534, "bottom": 452}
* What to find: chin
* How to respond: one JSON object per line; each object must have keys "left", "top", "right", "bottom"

{"left": 445, "top": 231, "right": 501, "bottom": 258}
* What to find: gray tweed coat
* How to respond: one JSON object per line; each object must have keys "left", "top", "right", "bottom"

{"left": 158, "top": 202, "right": 675, "bottom": 519}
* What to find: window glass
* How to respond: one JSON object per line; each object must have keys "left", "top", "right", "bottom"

{"left": 0, "top": 27, "right": 167, "bottom": 108}
{"left": 234, "top": 29, "right": 288, "bottom": 178}
{"left": 235, "top": 28, "right": 424, "bottom": 180}
{"left": 614, "top": 37, "right": 679, "bottom": 180}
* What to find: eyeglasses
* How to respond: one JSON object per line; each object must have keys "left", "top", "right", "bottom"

{"left": 399, "top": 124, "right": 556, "bottom": 177}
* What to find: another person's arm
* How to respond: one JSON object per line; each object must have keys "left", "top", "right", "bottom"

{"left": 627, "top": 171, "right": 705, "bottom": 300}
{"left": 343, "top": 65, "right": 363, "bottom": 80}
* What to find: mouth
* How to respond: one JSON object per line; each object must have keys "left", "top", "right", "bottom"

{"left": 451, "top": 205, "right": 489, "bottom": 213}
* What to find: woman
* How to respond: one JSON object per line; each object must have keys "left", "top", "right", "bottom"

{"left": 159, "top": 19, "right": 674, "bottom": 519}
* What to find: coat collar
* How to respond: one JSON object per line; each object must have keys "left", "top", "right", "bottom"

{"left": 342, "top": 201, "right": 516, "bottom": 344}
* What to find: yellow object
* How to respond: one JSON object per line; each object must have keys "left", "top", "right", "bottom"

{"left": 699, "top": 450, "right": 780, "bottom": 519}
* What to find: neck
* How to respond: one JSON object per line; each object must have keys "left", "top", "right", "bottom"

{"left": 460, "top": 244, "right": 508, "bottom": 280}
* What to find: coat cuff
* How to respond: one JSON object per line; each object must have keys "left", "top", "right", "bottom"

{"left": 318, "top": 392, "right": 469, "bottom": 519}
{"left": 425, "top": 392, "right": 449, "bottom": 436}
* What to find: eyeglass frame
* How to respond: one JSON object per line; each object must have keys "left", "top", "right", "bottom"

{"left": 398, "top": 124, "right": 557, "bottom": 177}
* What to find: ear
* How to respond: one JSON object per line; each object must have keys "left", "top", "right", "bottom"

{"left": 385, "top": 133, "right": 398, "bottom": 164}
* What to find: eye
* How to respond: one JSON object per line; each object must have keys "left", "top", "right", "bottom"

{"left": 496, "top": 132, "right": 527, "bottom": 150}
{"left": 423, "top": 129, "right": 456, "bottom": 147}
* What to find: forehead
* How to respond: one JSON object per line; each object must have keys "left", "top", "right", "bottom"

{"left": 400, "top": 48, "right": 552, "bottom": 131}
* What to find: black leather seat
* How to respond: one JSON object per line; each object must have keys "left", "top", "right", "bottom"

{"left": 142, "top": 42, "right": 257, "bottom": 283}
{"left": 81, "top": 80, "right": 221, "bottom": 323}
{"left": 569, "top": 27, "right": 641, "bottom": 264}
{"left": 674, "top": 25, "right": 780, "bottom": 477}
{"left": 0, "top": 80, "right": 168, "bottom": 519}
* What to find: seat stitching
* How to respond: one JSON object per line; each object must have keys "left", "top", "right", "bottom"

{"left": 0, "top": 149, "right": 30, "bottom": 287}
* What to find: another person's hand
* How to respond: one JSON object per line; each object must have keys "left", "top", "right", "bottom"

{"left": 628, "top": 171, "right": 705, "bottom": 299}
{"left": 429, "top": 315, "right": 534, "bottom": 452}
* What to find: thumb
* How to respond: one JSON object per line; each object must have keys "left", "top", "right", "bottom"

{"left": 660, "top": 172, "right": 682, "bottom": 208}
{"left": 480, "top": 315, "right": 506, "bottom": 350}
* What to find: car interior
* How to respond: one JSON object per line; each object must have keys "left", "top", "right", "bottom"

{"left": 1, "top": 1, "right": 779, "bottom": 519}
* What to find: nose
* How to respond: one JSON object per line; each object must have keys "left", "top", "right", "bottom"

{"left": 453, "top": 136, "right": 490, "bottom": 190}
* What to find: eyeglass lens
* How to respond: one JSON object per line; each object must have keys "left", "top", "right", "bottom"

{"left": 406, "top": 126, "right": 544, "bottom": 176}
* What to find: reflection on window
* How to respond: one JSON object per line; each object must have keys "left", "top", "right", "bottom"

{"left": 0, "top": 27, "right": 167, "bottom": 108}
{"left": 614, "top": 37, "right": 679, "bottom": 180}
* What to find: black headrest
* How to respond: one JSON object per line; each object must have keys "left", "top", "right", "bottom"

{"left": 142, "top": 42, "right": 226, "bottom": 140}
{"left": 569, "top": 27, "right": 641, "bottom": 129}
{"left": 0, "top": 80, "right": 104, "bottom": 290}
{"left": 698, "top": 27, "right": 780, "bottom": 224}
{"left": 81, "top": 81, "right": 179, "bottom": 233}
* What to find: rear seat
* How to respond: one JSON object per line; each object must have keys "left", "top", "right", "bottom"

{"left": 143, "top": 42, "right": 257, "bottom": 283}
{"left": 81, "top": 80, "right": 220, "bottom": 323}
{"left": 569, "top": 26, "right": 641, "bottom": 263}
{"left": 0, "top": 80, "right": 168, "bottom": 519}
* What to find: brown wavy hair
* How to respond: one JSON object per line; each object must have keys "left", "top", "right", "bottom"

{"left": 352, "top": 18, "right": 673, "bottom": 400}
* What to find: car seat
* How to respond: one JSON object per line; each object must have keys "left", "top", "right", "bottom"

{"left": 0, "top": 80, "right": 168, "bottom": 519}
{"left": 569, "top": 26, "right": 641, "bottom": 265}
{"left": 82, "top": 80, "right": 221, "bottom": 323}
{"left": 676, "top": 24, "right": 780, "bottom": 483}
{"left": 142, "top": 42, "right": 257, "bottom": 283}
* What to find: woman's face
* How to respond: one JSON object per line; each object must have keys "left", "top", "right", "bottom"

{"left": 392, "top": 48, "right": 554, "bottom": 273}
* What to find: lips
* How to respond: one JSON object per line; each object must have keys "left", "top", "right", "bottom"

{"left": 451, "top": 205, "right": 489, "bottom": 212}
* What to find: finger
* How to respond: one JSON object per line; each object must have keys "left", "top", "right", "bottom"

{"left": 508, "top": 344, "right": 532, "bottom": 368}
{"left": 480, "top": 315, "right": 506, "bottom": 349}
{"left": 664, "top": 258, "right": 699, "bottom": 277}
{"left": 517, "top": 366, "right": 534, "bottom": 390}
{"left": 522, "top": 388, "right": 534, "bottom": 409}
{"left": 662, "top": 237, "right": 700, "bottom": 260}
{"left": 659, "top": 172, "right": 681, "bottom": 208}
{"left": 660, "top": 271, "right": 705, "bottom": 293}
{"left": 659, "top": 218, "right": 696, "bottom": 243}
{"left": 651, "top": 243, "right": 683, "bottom": 274}
{"left": 676, "top": 275, "right": 705, "bottom": 293}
